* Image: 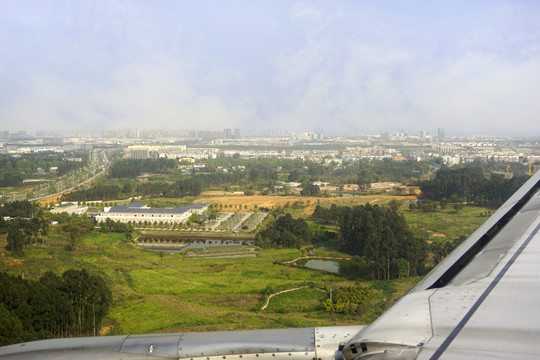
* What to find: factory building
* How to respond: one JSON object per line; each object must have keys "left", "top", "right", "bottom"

{"left": 93, "top": 202, "right": 207, "bottom": 225}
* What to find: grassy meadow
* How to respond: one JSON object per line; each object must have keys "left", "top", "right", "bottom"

{"left": 0, "top": 195, "right": 491, "bottom": 336}
{"left": 402, "top": 205, "right": 491, "bottom": 243}
{"left": 1, "top": 229, "right": 408, "bottom": 335}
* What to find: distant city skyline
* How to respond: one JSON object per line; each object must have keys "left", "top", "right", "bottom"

{"left": 3, "top": 126, "right": 539, "bottom": 140}
{"left": 2, "top": 1, "right": 540, "bottom": 137}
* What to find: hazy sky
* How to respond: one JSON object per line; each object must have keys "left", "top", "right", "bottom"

{"left": 2, "top": 1, "right": 540, "bottom": 136}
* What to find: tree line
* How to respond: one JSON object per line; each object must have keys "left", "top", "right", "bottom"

{"left": 0, "top": 153, "right": 87, "bottom": 187}
{"left": 331, "top": 158, "right": 432, "bottom": 186}
{"left": 3, "top": 217, "right": 50, "bottom": 254}
{"left": 0, "top": 202, "right": 94, "bottom": 254}
{"left": 256, "top": 203, "right": 425, "bottom": 280}
{"left": 0, "top": 200, "right": 40, "bottom": 218}
{"left": 64, "top": 160, "right": 282, "bottom": 202}
{"left": 0, "top": 269, "right": 112, "bottom": 346}
{"left": 281, "top": 158, "right": 432, "bottom": 189}
{"left": 99, "top": 218, "right": 135, "bottom": 241}
{"left": 420, "top": 167, "right": 528, "bottom": 206}
{"left": 62, "top": 178, "right": 203, "bottom": 202}
{"left": 109, "top": 158, "right": 178, "bottom": 178}
{"left": 0, "top": 201, "right": 50, "bottom": 254}
{"left": 111, "top": 158, "right": 278, "bottom": 189}
{"left": 255, "top": 213, "right": 312, "bottom": 248}
{"left": 313, "top": 203, "right": 426, "bottom": 279}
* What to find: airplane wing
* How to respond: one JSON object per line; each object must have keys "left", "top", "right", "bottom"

{"left": 1, "top": 170, "right": 540, "bottom": 359}
{"left": 341, "top": 169, "right": 540, "bottom": 359}
{"left": 0, "top": 326, "right": 364, "bottom": 360}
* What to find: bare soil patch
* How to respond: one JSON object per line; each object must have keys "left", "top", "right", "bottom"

{"left": 37, "top": 193, "right": 66, "bottom": 205}
{"left": 200, "top": 191, "right": 245, "bottom": 196}
{"left": 195, "top": 194, "right": 417, "bottom": 211}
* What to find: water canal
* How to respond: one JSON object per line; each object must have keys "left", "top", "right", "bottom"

{"left": 136, "top": 236, "right": 255, "bottom": 257}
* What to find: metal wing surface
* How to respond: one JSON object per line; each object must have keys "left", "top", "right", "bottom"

{"left": 341, "top": 169, "right": 540, "bottom": 359}
{"left": 0, "top": 326, "right": 364, "bottom": 359}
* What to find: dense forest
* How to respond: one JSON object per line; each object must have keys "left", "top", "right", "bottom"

{"left": 61, "top": 177, "right": 203, "bottom": 202}
{"left": 0, "top": 200, "right": 40, "bottom": 218}
{"left": 109, "top": 158, "right": 178, "bottom": 178}
{"left": 0, "top": 269, "right": 112, "bottom": 346}
{"left": 338, "top": 159, "right": 432, "bottom": 186}
{"left": 256, "top": 214, "right": 312, "bottom": 248}
{"left": 257, "top": 203, "right": 425, "bottom": 280}
{"left": 313, "top": 203, "right": 426, "bottom": 279}
{"left": 420, "top": 167, "right": 528, "bottom": 206}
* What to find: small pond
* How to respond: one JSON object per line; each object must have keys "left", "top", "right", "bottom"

{"left": 294, "top": 258, "right": 371, "bottom": 277}
{"left": 302, "top": 259, "right": 340, "bottom": 274}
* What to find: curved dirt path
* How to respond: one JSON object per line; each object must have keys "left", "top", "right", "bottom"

{"left": 260, "top": 286, "right": 325, "bottom": 310}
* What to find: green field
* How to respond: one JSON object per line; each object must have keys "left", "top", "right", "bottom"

{"left": 0, "top": 229, "right": 400, "bottom": 335}
{"left": 402, "top": 205, "right": 490, "bottom": 242}
{"left": 0, "top": 202, "right": 489, "bottom": 336}
{"left": 263, "top": 287, "right": 327, "bottom": 313}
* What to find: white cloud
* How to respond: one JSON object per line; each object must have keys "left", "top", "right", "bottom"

{"left": 2, "top": 1, "right": 540, "bottom": 136}
{"left": 268, "top": 1, "right": 540, "bottom": 136}
{"left": 410, "top": 53, "right": 540, "bottom": 135}
{"left": 0, "top": 58, "right": 254, "bottom": 131}
{"left": 1, "top": 73, "right": 108, "bottom": 130}
{"left": 290, "top": 2, "right": 337, "bottom": 40}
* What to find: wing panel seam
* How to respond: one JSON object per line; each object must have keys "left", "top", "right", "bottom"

{"left": 429, "top": 222, "right": 540, "bottom": 360}
{"left": 427, "top": 184, "right": 540, "bottom": 289}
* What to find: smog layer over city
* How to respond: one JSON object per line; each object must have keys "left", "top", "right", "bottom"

{"left": 1, "top": 1, "right": 540, "bottom": 358}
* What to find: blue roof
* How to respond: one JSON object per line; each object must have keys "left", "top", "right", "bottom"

{"left": 189, "top": 203, "right": 207, "bottom": 209}
{"left": 127, "top": 202, "right": 147, "bottom": 208}
{"left": 107, "top": 202, "right": 206, "bottom": 215}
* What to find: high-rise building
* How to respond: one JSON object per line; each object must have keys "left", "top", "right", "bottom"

{"left": 437, "top": 128, "right": 446, "bottom": 138}
{"left": 130, "top": 148, "right": 149, "bottom": 159}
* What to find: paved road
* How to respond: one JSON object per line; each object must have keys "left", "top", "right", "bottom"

{"left": 29, "top": 151, "right": 109, "bottom": 202}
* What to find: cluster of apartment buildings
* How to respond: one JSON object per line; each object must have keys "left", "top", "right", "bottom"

{"left": 128, "top": 145, "right": 218, "bottom": 160}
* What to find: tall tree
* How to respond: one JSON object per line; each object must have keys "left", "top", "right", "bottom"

{"left": 61, "top": 216, "right": 94, "bottom": 251}
{"left": 6, "top": 226, "right": 25, "bottom": 254}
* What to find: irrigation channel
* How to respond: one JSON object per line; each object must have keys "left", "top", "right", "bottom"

{"left": 136, "top": 235, "right": 256, "bottom": 258}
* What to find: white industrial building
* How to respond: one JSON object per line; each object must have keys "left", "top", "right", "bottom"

{"left": 93, "top": 202, "right": 207, "bottom": 225}
{"left": 51, "top": 202, "right": 88, "bottom": 215}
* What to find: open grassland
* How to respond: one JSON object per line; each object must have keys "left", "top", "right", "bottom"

{"left": 402, "top": 206, "right": 490, "bottom": 242}
{"left": 0, "top": 229, "right": 419, "bottom": 335}
{"left": 263, "top": 287, "right": 327, "bottom": 313}
{"left": 0, "top": 193, "right": 490, "bottom": 337}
